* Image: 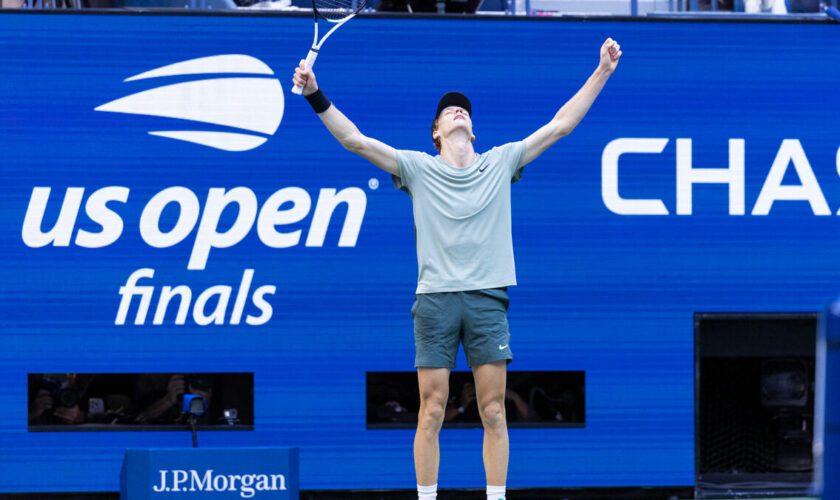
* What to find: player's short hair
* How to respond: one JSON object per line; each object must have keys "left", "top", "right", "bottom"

{"left": 431, "top": 117, "right": 441, "bottom": 152}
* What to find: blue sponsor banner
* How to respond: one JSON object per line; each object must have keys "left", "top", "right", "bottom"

{"left": 1, "top": 10, "right": 839, "bottom": 493}
{"left": 120, "top": 448, "right": 298, "bottom": 499}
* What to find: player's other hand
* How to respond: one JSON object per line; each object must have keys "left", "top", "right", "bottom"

{"left": 599, "top": 38, "right": 622, "bottom": 73}
{"left": 293, "top": 60, "right": 319, "bottom": 96}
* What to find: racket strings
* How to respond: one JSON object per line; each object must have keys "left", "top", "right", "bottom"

{"left": 314, "top": 0, "right": 363, "bottom": 21}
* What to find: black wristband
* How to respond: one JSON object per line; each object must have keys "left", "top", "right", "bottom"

{"left": 305, "top": 88, "right": 332, "bottom": 114}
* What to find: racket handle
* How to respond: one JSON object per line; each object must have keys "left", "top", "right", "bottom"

{"left": 292, "top": 49, "right": 320, "bottom": 96}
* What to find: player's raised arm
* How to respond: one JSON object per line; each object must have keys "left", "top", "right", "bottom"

{"left": 293, "top": 62, "right": 399, "bottom": 176}
{"left": 520, "top": 38, "right": 622, "bottom": 168}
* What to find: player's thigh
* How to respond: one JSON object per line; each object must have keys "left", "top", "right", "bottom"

{"left": 472, "top": 360, "right": 507, "bottom": 415}
{"left": 417, "top": 367, "right": 451, "bottom": 406}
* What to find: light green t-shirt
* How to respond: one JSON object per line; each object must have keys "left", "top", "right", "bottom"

{"left": 393, "top": 141, "right": 526, "bottom": 294}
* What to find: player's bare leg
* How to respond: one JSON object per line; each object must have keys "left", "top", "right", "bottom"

{"left": 473, "top": 360, "right": 509, "bottom": 487}
{"left": 414, "top": 367, "right": 451, "bottom": 487}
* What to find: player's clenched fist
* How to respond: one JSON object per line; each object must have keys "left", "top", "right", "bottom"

{"left": 292, "top": 60, "right": 319, "bottom": 96}
{"left": 599, "top": 38, "right": 622, "bottom": 73}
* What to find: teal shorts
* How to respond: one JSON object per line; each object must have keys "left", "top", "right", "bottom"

{"left": 411, "top": 287, "right": 512, "bottom": 369}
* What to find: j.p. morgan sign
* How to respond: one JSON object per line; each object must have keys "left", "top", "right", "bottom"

{"left": 152, "top": 469, "right": 287, "bottom": 498}
{"left": 121, "top": 448, "right": 299, "bottom": 499}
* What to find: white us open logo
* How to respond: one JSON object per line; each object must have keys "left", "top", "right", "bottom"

{"left": 95, "top": 55, "right": 284, "bottom": 152}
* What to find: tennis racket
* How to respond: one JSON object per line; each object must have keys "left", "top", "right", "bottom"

{"left": 292, "top": 0, "right": 369, "bottom": 95}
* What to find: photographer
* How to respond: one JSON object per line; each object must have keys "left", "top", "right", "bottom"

{"left": 28, "top": 373, "right": 86, "bottom": 425}
{"left": 134, "top": 374, "right": 217, "bottom": 425}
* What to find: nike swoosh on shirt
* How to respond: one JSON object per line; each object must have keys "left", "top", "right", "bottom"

{"left": 479, "top": 164, "right": 488, "bottom": 172}
{"left": 498, "top": 344, "right": 509, "bottom": 350}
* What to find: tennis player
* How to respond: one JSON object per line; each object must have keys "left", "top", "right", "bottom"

{"left": 293, "top": 38, "right": 621, "bottom": 500}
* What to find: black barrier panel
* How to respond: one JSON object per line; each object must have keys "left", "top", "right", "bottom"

{"left": 695, "top": 314, "right": 816, "bottom": 497}
{"left": 367, "top": 371, "right": 585, "bottom": 429}
{"left": 28, "top": 372, "right": 254, "bottom": 431}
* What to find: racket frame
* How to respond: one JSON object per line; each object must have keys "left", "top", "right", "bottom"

{"left": 292, "top": 0, "right": 368, "bottom": 95}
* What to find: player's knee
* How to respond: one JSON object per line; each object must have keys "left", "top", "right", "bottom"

{"left": 418, "top": 401, "right": 446, "bottom": 433}
{"left": 479, "top": 400, "right": 506, "bottom": 431}
{"left": 418, "top": 383, "right": 447, "bottom": 409}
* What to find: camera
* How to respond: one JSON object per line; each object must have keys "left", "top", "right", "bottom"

{"left": 40, "top": 375, "right": 80, "bottom": 409}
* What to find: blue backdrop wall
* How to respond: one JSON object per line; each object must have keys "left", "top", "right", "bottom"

{"left": 1, "top": 10, "right": 838, "bottom": 493}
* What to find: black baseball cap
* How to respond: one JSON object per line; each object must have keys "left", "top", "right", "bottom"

{"left": 435, "top": 92, "right": 471, "bottom": 120}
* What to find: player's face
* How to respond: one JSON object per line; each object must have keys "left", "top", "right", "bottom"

{"left": 438, "top": 106, "right": 473, "bottom": 137}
